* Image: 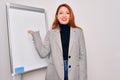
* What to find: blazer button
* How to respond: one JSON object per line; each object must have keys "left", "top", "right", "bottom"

{"left": 69, "top": 65, "right": 71, "bottom": 68}
{"left": 68, "top": 56, "right": 71, "bottom": 58}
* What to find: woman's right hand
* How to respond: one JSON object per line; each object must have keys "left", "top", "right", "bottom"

{"left": 28, "top": 30, "right": 34, "bottom": 34}
{"left": 28, "top": 30, "right": 39, "bottom": 34}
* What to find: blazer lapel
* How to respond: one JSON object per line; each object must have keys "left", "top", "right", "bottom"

{"left": 69, "top": 27, "right": 76, "bottom": 54}
{"left": 54, "top": 30, "right": 63, "bottom": 55}
{"left": 54, "top": 27, "right": 76, "bottom": 55}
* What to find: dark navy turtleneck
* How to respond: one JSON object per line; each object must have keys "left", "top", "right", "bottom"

{"left": 59, "top": 23, "right": 70, "bottom": 60}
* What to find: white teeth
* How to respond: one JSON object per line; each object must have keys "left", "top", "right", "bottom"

{"left": 62, "top": 18, "right": 67, "bottom": 21}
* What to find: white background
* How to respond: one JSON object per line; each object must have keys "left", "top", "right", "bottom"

{"left": 0, "top": 0, "right": 120, "bottom": 80}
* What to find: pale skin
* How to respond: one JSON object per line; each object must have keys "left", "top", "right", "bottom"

{"left": 28, "top": 6, "right": 70, "bottom": 34}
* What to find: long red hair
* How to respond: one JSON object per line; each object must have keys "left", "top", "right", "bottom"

{"left": 52, "top": 3, "right": 78, "bottom": 30}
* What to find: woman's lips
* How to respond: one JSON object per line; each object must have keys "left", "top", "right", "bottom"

{"left": 61, "top": 18, "right": 67, "bottom": 21}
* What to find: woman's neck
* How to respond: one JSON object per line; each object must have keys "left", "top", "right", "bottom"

{"left": 59, "top": 23, "right": 70, "bottom": 30}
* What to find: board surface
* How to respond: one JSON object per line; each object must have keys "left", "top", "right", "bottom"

{"left": 6, "top": 3, "right": 48, "bottom": 75}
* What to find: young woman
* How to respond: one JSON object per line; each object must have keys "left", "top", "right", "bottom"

{"left": 28, "top": 3, "right": 87, "bottom": 80}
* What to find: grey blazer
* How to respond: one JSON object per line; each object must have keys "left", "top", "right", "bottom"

{"left": 32, "top": 27, "right": 87, "bottom": 80}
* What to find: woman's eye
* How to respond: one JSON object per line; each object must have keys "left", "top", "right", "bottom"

{"left": 66, "top": 12, "right": 70, "bottom": 14}
{"left": 59, "top": 12, "right": 63, "bottom": 14}
{"left": 58, "top": 12, "right": 69, "bottom": 15}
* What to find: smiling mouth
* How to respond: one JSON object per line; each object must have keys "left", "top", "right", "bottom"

{"left": 61, "top": 18, "right": 68, "bottom": 21}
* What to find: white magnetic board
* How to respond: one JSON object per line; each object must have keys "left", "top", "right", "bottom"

{"left": 6, "top": 3, "right": 48, "bottom": 76}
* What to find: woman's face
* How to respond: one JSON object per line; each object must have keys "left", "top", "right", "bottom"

{"left": 57, "top": 6, "right": 70, "bottom": 25}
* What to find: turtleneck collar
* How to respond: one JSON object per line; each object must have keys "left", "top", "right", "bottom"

{"left": 59, "top": 23, "right": 70, "bottom": 31}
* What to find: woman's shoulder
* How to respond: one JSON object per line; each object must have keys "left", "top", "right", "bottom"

{"left": 48, "top": 28, "right": 60, "bottom": 33}
{"left": 46, "top": 29, "right": 58, "bottom": 35}
{"left": 72, "top": 27, "right": 83, "bottom": 33}
{"left": 47, "top": 29, "right": 56, "bottom": 33}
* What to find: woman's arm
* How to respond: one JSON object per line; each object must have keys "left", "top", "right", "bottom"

{"left": 31, "top": 31, "right": 50, "bottom": 58}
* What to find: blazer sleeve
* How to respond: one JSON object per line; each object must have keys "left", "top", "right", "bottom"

{"left": 79, "top": 29, "right": 87, "bottom": 80}
{"left": 31, "top": 31, "right": 50, "bottom": 58}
